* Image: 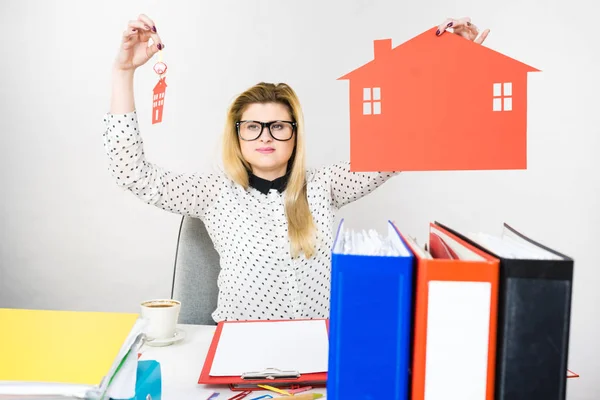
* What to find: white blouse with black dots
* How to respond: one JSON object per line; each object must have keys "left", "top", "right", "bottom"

{"left": 102, "top": 110, "right": 399, "bottom": 322}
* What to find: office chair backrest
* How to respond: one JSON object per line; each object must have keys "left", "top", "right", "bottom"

{"left": 170, "top": 216, "right": 220, "bottom": 325}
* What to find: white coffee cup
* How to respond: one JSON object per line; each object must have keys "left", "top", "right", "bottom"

{"left": 140, "top": 299, "right": 181, "bottom": 340}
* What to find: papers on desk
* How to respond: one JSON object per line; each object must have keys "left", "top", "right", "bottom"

{"left": 209, "top": 320, "right": 329, "bottom": 376}
{"left": 0, "top": 382, "right": 93, "bottom": 399}
{"left": 199, "top": 319, "right": 329, "bottom": 390}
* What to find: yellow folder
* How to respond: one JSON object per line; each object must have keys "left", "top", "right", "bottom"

{"left": 0, "top": 308, "right": 139, "bottom": 385}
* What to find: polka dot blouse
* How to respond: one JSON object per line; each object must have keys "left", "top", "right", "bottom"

{"left": 102, "top": 110, "right": 399, "bottom": 322}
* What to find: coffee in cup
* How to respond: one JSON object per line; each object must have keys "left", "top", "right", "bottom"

{"left": 140, "top": 299, "right": 181, "bottom": 341}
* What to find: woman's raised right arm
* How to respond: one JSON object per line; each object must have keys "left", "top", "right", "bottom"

{"left": 111, "top": 13, "right": 161, "bottom": 114}
{"left": 104, "top": 14, "right": 222, "bottom": 219}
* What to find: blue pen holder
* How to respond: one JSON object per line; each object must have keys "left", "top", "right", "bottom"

{"left": 111, "top": 360, "right": 162, "bottom": 400}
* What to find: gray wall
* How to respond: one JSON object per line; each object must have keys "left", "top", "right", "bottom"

{"left": 1, "top": 0, "right": 598, "bottom": 398}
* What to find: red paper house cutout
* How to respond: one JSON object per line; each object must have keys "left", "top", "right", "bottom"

{"left": 152, "top": 77, "right": 167, "bottom": 124}
{"left": 338, "top": 27, "right": 541, "bottom": 172}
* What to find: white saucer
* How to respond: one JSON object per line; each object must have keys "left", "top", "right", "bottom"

{"left": 145, "top": 328, "right": 186, "bottom": 347}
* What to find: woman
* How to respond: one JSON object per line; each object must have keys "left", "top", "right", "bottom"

{"left": 104, "top": 14, "right": 489, "bottom": 322}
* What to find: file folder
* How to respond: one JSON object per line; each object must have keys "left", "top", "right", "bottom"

{"left": 0, "top": 310, "right": 158, "bottom": 400}
{"left": 198, "top": 319, "right": 328, "bottom": 391}
{"left": 0, "top": 308, "right": 139, "bottom": 385}
{"left": 435, "top": 221, "right": 574, "bottom": 400}
{"left": 327, "top": 219, "right": 414, "bottom": 400}
{"left": 399, "top": 222, "right": 500, "bottom": 400}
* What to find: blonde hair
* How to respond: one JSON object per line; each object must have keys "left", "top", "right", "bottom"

{"left": 222, "top": 82, "right": 316, "bottom": 258}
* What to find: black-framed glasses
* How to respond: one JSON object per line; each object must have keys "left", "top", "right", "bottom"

{"left": 236, "top": 120, "right": 296, "bottom": 141}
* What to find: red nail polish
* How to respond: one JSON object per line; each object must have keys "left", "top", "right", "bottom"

{"left": 152, "top": 26, "right": 157, "bottom": 33}
{"left": 157, "top": 43, "right": 162, "bottom": 50}
{"left": 447, "top": 22, "right": 453, "bottom": 27}
{"left": 436, "top": 29, "right": 440, "bottom": 35}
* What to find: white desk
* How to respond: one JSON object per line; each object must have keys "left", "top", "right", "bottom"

{"left": 139, "top": 324, "right": 328, "bottom": 399}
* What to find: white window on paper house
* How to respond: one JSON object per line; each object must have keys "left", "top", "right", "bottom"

{"left": 493, "top": 82, "right": 512, "bottom": 112}
{"left": 363, "top": 87, "right": 381, "bottom": 115}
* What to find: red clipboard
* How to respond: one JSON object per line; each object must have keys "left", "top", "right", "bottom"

{"left": 198, "top": 319, "right": 329, "bottom": 391}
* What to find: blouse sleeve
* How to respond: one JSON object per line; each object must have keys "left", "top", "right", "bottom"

{"left": 325, "top": 161, "right": 399, "bottom": 209}
{"left": 102, "top": 110, "right": 222, "bottom": 219}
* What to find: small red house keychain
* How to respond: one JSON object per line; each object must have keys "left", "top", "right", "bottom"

{"left": 152, "top": 48, "right": 167, "bottom": 124}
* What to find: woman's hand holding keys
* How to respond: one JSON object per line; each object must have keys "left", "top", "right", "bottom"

{"left": 114, "top": 13, "right": 164, "bottom": 72}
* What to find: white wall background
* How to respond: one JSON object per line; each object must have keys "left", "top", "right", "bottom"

{"left": 1, "top": 0, "right": 598, "bottom": 398}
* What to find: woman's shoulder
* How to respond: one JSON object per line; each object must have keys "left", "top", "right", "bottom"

{"left": 306, "top": 161, "right": 350, "bottom": 177}
{"left": 306, "top": 161, "right": 350, "bottom": 181}
{"left": 204, "top": 166, "right": 238, "bottom": 187}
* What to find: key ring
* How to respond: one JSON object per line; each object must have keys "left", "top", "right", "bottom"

{"left": 151, "top": 48, "right": 168, "bottom": 125}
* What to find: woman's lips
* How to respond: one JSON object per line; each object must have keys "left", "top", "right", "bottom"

{"left": 256, "top": 147, "right": 275, "bottom": 154}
